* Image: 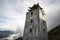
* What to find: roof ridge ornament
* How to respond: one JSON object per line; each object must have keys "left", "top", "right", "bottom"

{"left": 37, "top": 3, "right": 39, "bottom": 5}
{"left": 28, "top": 3, "right": 43, "bottom": 11}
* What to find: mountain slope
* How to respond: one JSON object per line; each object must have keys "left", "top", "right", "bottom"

{"left": 48, "top": 25, "right": 60, "bottom": 40}
{"left": 0, "top": 30, "right": 14, "bottom": 38}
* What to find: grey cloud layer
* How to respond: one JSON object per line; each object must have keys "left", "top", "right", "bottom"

{"left": 0, "top": 0, "right": 60, "bottom": 36}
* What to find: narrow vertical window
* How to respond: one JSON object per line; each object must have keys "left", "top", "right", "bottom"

{"left": 43, "top": 20, "right": 45, "bottom": 32}
{"left": 31, "top": 12, "right": 33, "bottom": 15}
{"left": 43, "top": 20, "right": 45, "bottom": 24}
{"left": 30, "top": 28, "right": 32, "bottom": 33}
{"left": 43, "top": 28, "right": 45, "bottom": 32}
{"left": 30, "top": 19, "right": 33, "bottom": 23}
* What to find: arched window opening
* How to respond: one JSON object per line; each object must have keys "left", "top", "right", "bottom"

{"left": 31, "top": 12, "right": 33, "bottom": 15}
{"left": 30, "top": 28, "right": 32, "bottom": 33}
{"left": 43, "top": 20, "right": 45, "bottom": 24}
{"left": 30, "top": 19, "right": 33, "bottom": 23}
{"left": 43, "top": 28, "right": 45, "bottom": 32}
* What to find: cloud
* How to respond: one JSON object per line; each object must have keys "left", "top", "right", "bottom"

{"left": 45, "top": 2, "right": 60, "bottom": 31}
{"left": 0, "top": 0, "right": 21, "bottom": 31}
{"left": 0, "top": 0, "right": 60, "bottom": 36}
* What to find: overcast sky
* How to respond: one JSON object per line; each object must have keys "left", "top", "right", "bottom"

{"left": 0, "top": 0, "right": 60, "bottom": 35}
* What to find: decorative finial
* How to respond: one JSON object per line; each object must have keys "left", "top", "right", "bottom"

{"left": 37, "top": 3, "right": 39, "bottom": 5}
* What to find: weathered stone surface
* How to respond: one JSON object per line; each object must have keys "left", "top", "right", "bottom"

{"left": 23, "top": 4, "right": 48, "bottom": 40}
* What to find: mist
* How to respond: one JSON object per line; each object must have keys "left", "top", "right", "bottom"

{"left": 0, "top": 0, "right": 60, "bottom": 37}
